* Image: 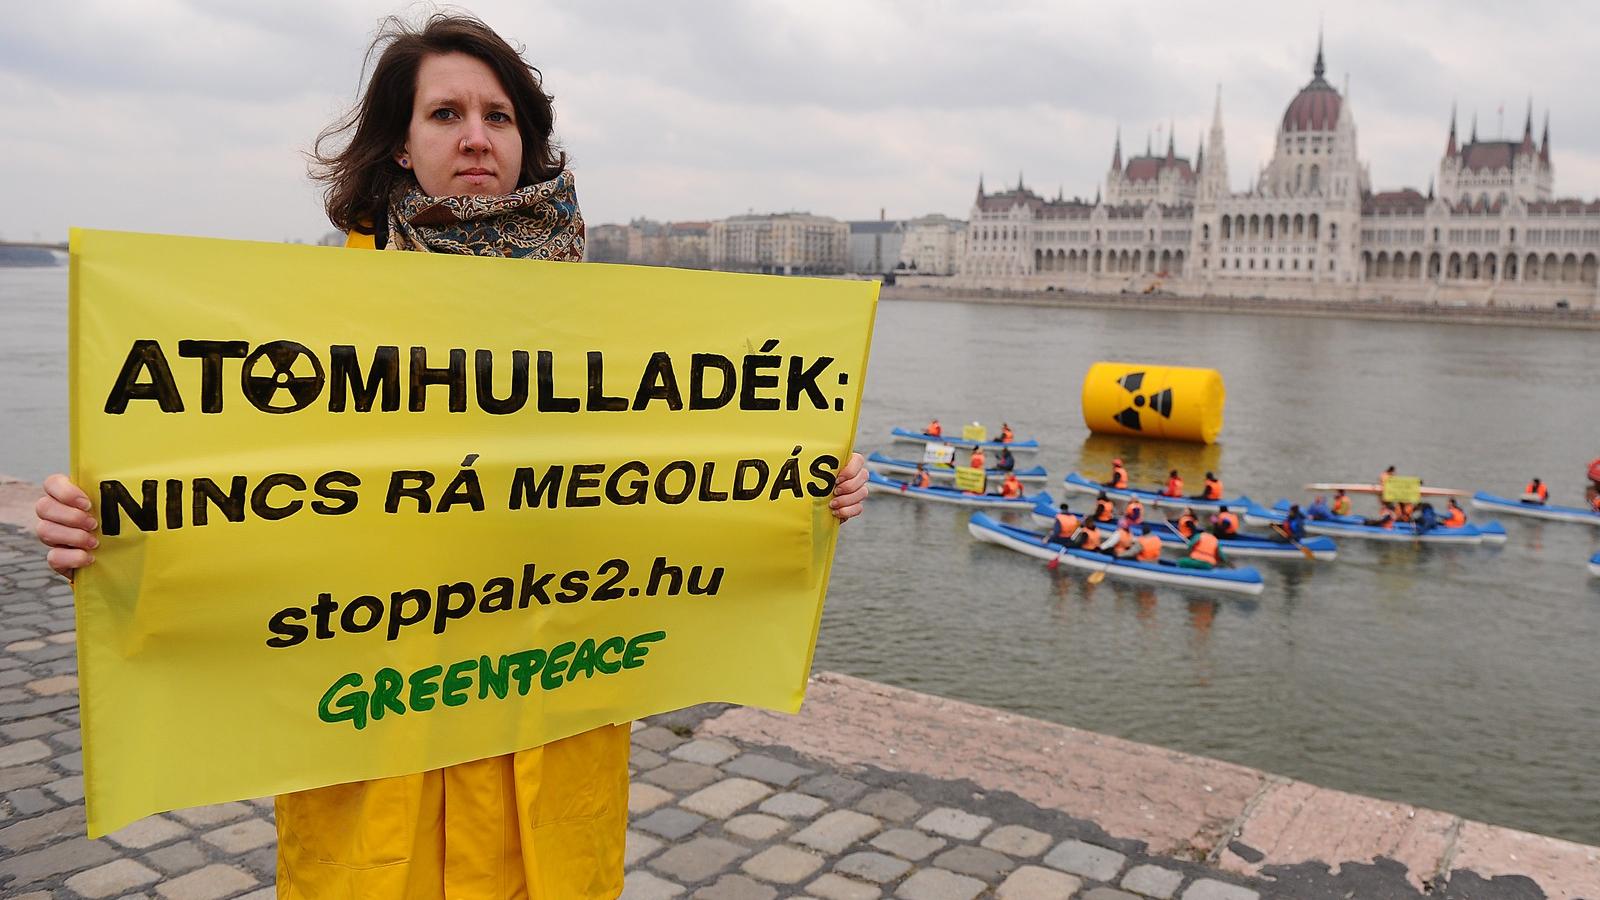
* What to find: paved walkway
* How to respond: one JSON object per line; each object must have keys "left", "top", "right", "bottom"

{"left": 0, "top": 522, "right": 1594, "bottom": 899}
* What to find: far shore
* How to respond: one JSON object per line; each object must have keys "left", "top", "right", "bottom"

{"left": 880, "top": 284, "right": 1600, "bottom": 330}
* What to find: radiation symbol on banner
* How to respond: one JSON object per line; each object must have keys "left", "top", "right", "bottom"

{"left": 241, "top": 341, "right": 326, "bottom": 413}
{"left": 1112, "top": 371, "right": 1173, "bottom": 432}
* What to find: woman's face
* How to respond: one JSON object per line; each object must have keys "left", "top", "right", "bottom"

{"left": 400, "top": 52, "right": 523, "bottom": 197}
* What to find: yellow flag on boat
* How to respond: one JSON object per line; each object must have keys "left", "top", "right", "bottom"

{"left": 961, "top": 423, "right": 988, "bottom": 443}
{"left": 67, "top": 229, "right": 877, "bottom": 836}
{"left": 954, "top": 466, "right": 987, "bottom": 492}
{"left": 1382, "top": 476, "right": 1422, "bottom": 504}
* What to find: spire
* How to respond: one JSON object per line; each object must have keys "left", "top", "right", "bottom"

{"left": 1520, "top": 97, "right": 1535, "bottom": 152}
{"left": 1166, "top": 120, "right": 1175, "bottom": 161}
{"left": 1017, "top": 170, "right": 1024, "bottom": 191}
{"left": 1211, "top": 84, "right": 1224, "bottom": 131}
{"left": 1427, "top": 176, "right": 1435, "bottom": 200}
{"left": 1540, "top": 111, "right": 1550, "bottom": 163}
{"left": 1094, "top": 186, "right": 1101, "bottom": 205}
{"left": 976, "top": 172, "right": 984, "bottom": 199}
{"left": 1313, "top": 27, "right": 1326, "bottom": 80}
{"left": 1145, "top": 132, "right": 1152, "bottom": 156}
{"left": 1057, "top": 185, "right": 1064, "bottom": 202}
{"left": 1470, "top": 111, "right": 1477, "bottom": 143}
{"left": 1111, "top": 128, "right": 1122, "bottom": 172}
{"left": 1196, "top": 133, "right": 1205, "bottom": 170}
{"left": 1446, "top": 104, "right": 1457, "bottom": 157}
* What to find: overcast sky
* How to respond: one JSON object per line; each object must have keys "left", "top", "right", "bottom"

{"left": 3, "top": 0, "right": 1597, "bottom": 243}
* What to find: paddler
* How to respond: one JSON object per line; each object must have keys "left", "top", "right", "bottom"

{"left": 1046, "top": 504, "right": 1080, "bottom": 545}
{"left": 998, "top": 472, "right": 1024, "bottom": 499}
{"left": 1271, "top": 504, "right": 1306, "bottom": 543}
{"left": 1066, "top": 518, "right": 1103, "bottom": 551}
{"left": 995, "top": 446, "right": 1016, "bottom": 473}
{"left": 1587, "top": 456, "right": 1600, "bottom": 506}
{"left": 1092, "top": 491, "right": 1117, "bottom": 524}
{"left": 1193, "top": 471, "right": 1222, "bottom": 501}
{"left": 1331, "top": 489, "right": 1352, "bottom": 516}
{"left": 1123, "top": 497, "right": 1146, "bottom": 526}
{"left": 1306, "top": 495, "right": 1331, "bottom": 520}
{"left": 1522, "top": 477, "right": 1549, "bottom": 504}
{"left": 914, "top": 464, "right": 932, "bottom": 489}
{"left": 1211, "top": 505, "right": 1240, "bottom": 538}
{"left": 925, "top": 418, "right": 942, "bottom": 437}
{"left": 1363, "top": 503, "right": 1397, "bottom": 529}
{"left": 1105, "top": 458, "right": 1129, "bottom": 489}
{"left": 1133, "top": 527, "right": 1164, "bottom": 562}
{"left": 1179, "top": 531, "right": 1227, "bottom": 570}
{"left": 1175, "top": 507, "right": 1201, "bottom": 538}
{"left": 999, "top": 422, "right": 1014, "bottom": 443}
{"left": 970, "top": 446, "right": 987, "bottom": 469}
{"left": 1161, "top": 470, "right": 1183, "bottom": 498}
{"left": 1380, "top": 465, "right": 1396, "bottom": 491}
{"left": 1441, "top": 498, "right": 1467, "bottom": 528}
{"left": 1414, "top": 502, "right": 1440, "bottom": 534}
{"left": 1100, "top": 519, "right": 1137, "bottom": 557}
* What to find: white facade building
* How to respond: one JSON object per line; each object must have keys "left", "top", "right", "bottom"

{"left": 954, "top": 38, "right": 1600, "bottom": 308}
{"left": 709, "top": 213, "right": 850, "bottom": 275}
{"left": 898, "top": 214, "right": 967, "bottom": 275}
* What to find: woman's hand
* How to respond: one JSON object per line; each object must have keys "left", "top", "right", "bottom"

{"left": 35, "top": 474, "right": 97, "bottom": 579}
{"left": 830, "top": 452, "right": 868, "bottom": 523}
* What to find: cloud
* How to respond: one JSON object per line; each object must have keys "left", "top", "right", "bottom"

{"left": 0, "top": 0, "right": 1595, "bottom": 241}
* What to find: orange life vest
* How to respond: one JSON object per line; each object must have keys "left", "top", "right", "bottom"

{"left": 1124, "top": 499, "right": 1144, "bottom": 522}
{"left": 970, "top": 449, "right": 986, "bottom": 469}
{"left": 1111, "top": 528, "right": 1134, "bottom": 555}
{"left": 1525, "top": 481, "right": 1548, "bottom": 502}
{"left": 1054, "top": 513, "right": 1080, "bottom": 537}
{"left": 1077, "top": 524, "right": 1102, "bottom": 551}
{"left": 916, "top": 470, "right": 931, "bottom": 489}
{"left": 1136, "top": 532, "right": 1163, "bottom": 561}
{"left": 1189, "top": 533, "right": 1219, "bottom": 565}
{"left": 1589, "top": 457, "right": 1600, "bottom": 482}
{"left": 1203, "top": 478, "right": 1222, "bottom": 500}
{"left": 1442, "top": 507, "right": 1466, "bottom": 528}
{"left": 1177, "top": 514, "right": 1199, "bottom": 537}
{"left": 1377, "top": 510, "right": 1395, "bottom": 529}
{"left": 1094, "top": 498, "right": 1115, "bottom": 521}
{"left": 1591, "top": 494, "right": 1600, "bottom": 513}
{"left": 1397, "top": 503, "right": 1414, "bottom": 521}
{"left": 1000, "top": 426, "right": 1014, "bottom": 442}
{"left": 1111, "top": 465, "right": 1128, "bottom": 489}
{"left": 926, "top": 421, "right": 941, "bottom": 437}
{"left": 1215, "top": 511, "right": 1238, "bottom": 535}
{"left": 1164, "top": 477, "right": 1183, "bottom": 497}
{"left": 1000, "top": 476, "right": 1023, "bottom": 499}
{"left": 1332, "top": 495, "right": 1351, "bottom": 516}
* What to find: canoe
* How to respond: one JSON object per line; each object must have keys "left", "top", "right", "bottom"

{"left": 1590, "top": 552, "right": 1600, "bottom": 578}
{"left": 968, "top": 512, "right": 1265, "bottom": 596}
{"left": 1245, "top": 500, "right": 1500, "bottom": 544}
{"left": 1303, "top": 482, "right": 1468, "bottom": 498}
{"left": 890, "top": 427, "right": 1040, "bottom": 454}
{"left": 1058, "top": 471, "right": 1251, "bottom": 513}
{"left": 867, "top": 471, "right": 1049, "bottom": 509}
{"left": 1470, "top": 491, "right": 1600, "bottom": 527}
{"left": 866, "top": 452, "right": 1048, "bottom": 485}
{"left": 1027, "top": 499, "right": 1335, "bottom": 561}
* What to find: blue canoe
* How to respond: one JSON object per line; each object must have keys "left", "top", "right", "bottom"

{"left": 967, "top": 512, "right": 1265, "bottom": 596}
{"left": 1590, "top": 552, "right": 1600, "bottom": 578}
{"left": 890, "top": 427, "right": 1040, "bottom": 454}
{"left": 866, "top": 452, "right": 1048, "bottom": 485}
{"left": 1470, "top": 491, "right": 1600, "bottom": 527}
{"left": 1058, "top": 471, "right": 1252, "bottom": 514}
{"left": 866, "top": 471, "right": 1049, "bottom": 509}
{"left": 1028, "top": 498, "right": 1335, "bottom": 561}
{"left": 1246, "top": 500, "right": 1505, "bottom": 544}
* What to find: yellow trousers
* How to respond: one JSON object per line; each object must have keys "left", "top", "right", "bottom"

{"left": 275, "top": 724, "right": 630, "bottom": 899}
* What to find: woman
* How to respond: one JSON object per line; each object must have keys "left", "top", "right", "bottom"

{"left": 35, "top": 13, "right": 869, "bottom": 899}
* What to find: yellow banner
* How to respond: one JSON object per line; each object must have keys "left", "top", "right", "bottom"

{"left": 960, "top": 423, "right": 988, "bottom": 443}
{"left": 1382, "top": 476, "right": 1422, "bottom": 504}
{"left": 953, "top": 466, "right": 987, "bottom": 492}
{"left": 69, "top": 229, "right": 877, "bottom": 835}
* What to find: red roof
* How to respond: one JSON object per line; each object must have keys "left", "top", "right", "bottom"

{"left": 1122, "top": 156, "right": 1194, "bottom": 183}
{"left": 1283, "top": 78, "right": 1341, "bottom": 132}
{"left": 1362, "top": 189, "right": 1428, "bottom": 215}
{"left": 1527, "top": 198, "right": 1600, "bottom": 214}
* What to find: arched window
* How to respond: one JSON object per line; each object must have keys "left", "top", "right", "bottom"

{"left": 1295, "top": 165, "right": 1303, "bottom": 192}
{"left": 1329, "top": 223, "right": 1338, "bottom": 241}
{"left": 1203, "top": 223, "right": 1212, "bottom": 241}
{"left": 1308, "top": 164, "right": 1320, "bottom": 193}
{"left": 1309, "top": 214, "right": 1320, "bottom": 240}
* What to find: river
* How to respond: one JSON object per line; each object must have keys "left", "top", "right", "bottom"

{"left": 3, "top": 267, "right": 1597, "bottom": 844}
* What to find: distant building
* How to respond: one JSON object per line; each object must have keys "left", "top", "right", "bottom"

{"left": 847, "top": 215, "right": 905, "bottom": 275}
{"left": 709, "top": 213, "right": 850, "bottom": 276}
{"left": 586, "top": 223, "right": 630, "bottom": 263}
{"left": 955, "top": 35, "right": 1600, "bottom": 308}
{"left": 626, "top": 218, "right": 671, "bottom": 266}
{"left": 898, "top": 215, "right": 966, "bottom": 275}
{"left": 667, "top": 221, "right": 711, "bottom": 269}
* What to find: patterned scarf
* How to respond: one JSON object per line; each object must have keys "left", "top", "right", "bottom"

{"left": 386, "top": 169, "right": 584, "bottom": 261}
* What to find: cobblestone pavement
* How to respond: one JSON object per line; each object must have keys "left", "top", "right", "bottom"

{"left": 0, "top": 524, "right": 1575, "bottom": 899}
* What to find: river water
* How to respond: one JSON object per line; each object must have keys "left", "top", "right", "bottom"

{"left": 3, "top": 267, "right": 1597, "bottom": 844}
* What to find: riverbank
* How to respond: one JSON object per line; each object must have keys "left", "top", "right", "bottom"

{"left": 880, "top": 284, "right": 1600, "bottom": 330}
{"left": 0, "top": 484, "right": 1594, "bottom": 898}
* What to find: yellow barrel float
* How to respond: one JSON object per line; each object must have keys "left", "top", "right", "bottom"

{"left": 1081, "top": 362, "right": 1225, "bottom": 444}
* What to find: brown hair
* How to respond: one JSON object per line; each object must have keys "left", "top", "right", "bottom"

{"left": 310, "top": 13, "right": 565, "bottom": 233}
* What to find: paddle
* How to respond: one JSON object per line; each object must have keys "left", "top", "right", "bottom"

{"left": 1269, "top": 523, "right": 1316, "bottom": 559}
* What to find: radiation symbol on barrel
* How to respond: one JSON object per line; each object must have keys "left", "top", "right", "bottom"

{"left": 241, "top": 340, "right": 326, "bottom": 413}
{"left": 1111, "top": 371, "right": 1173, "bottom": 432}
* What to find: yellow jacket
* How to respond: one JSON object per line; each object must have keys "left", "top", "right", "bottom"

{"left": 274, "top": 229, "right": 630, "bottom": 900}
